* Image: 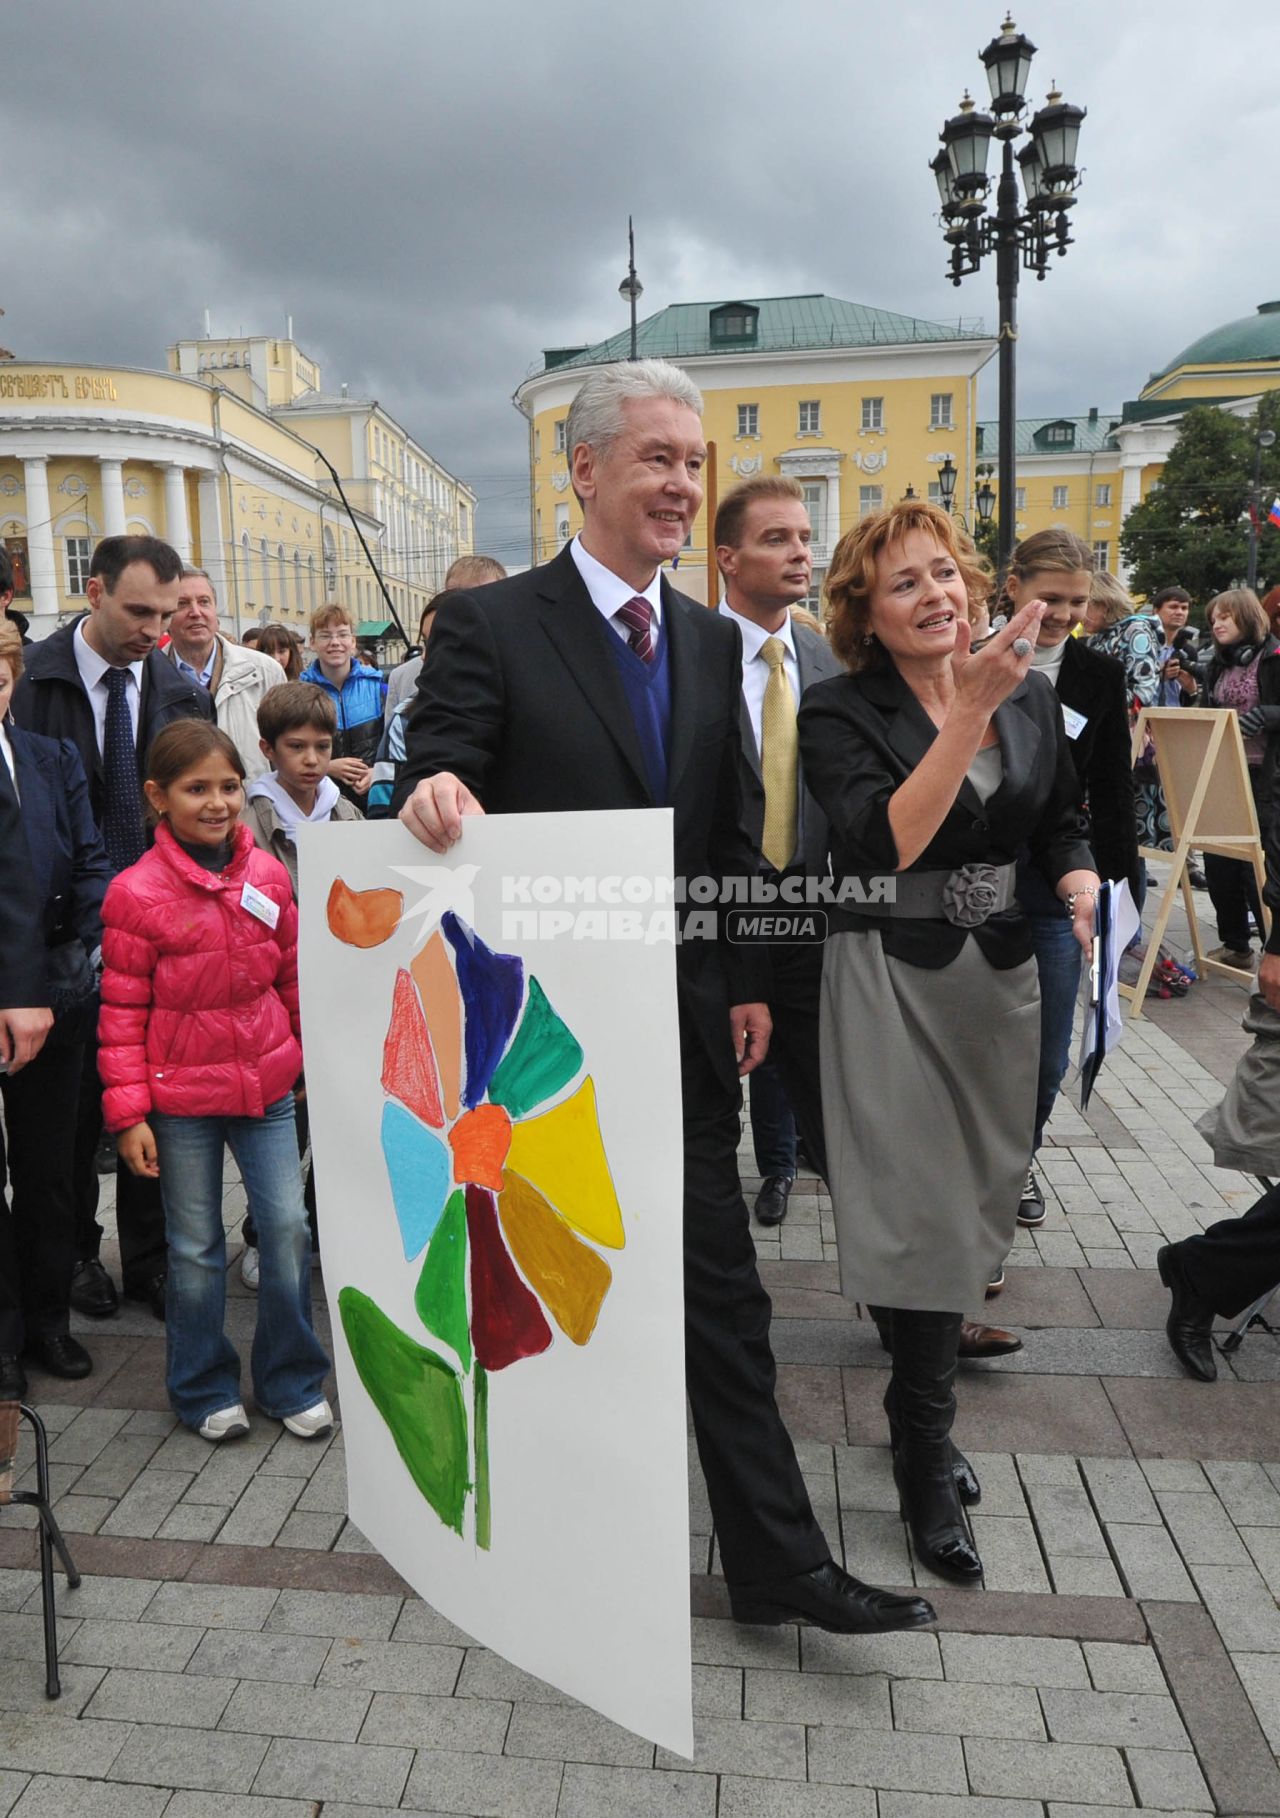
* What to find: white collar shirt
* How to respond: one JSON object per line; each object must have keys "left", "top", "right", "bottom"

{"left": 0, "top": 719, "right": 16, "bottom": 792}
{"left": 73, "top": 618, "right": 143, "bottom": 755}
{"left": 719, "top": 601, "right": 799, "bottom": 757}
{"left": 570, "top": 536, "right": 664, "bottom": 643}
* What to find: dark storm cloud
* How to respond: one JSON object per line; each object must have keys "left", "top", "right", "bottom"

{"left": 7, "top": 0, "right": 1277, "bottom": 559}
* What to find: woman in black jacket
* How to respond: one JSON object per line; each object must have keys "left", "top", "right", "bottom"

{"left": 799, "top": 502, "right": 1097, "bottom": 1585}
{"left": 0, "top": 621, "right": 113, "bottom": 1398}
{"left": 1200, "top": 588, "right": 1280, "bottom": 967}
{"left": 1004, "top": 529, "right": 1139, "bottom": 1228}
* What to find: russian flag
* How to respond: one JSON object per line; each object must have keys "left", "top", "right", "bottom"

{"left": 1269, "top": 496, "right": 1280, "bottom": 529}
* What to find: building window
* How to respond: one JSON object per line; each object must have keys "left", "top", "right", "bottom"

{"left": 553, "top": 419, "right": 567, "bottom": 454}
{"left": 930, "top": 393, "right": 953, "bottom": 429}
{"left": 533, "top": 430, "right": 541, "bottom": 460}
{"left": 65, "top": 535, "right": 92, "bottom": 596}
{"left": 1052, "top": 485, "right": 1069, "bottom": 510}
{"left": 710, "top": 303, "right": 758, "bottom": 344}
{"left": 459, "top": 505, "right": 469, "bottom": 543}
{"left": 927, "top": 482, "right": 942, "bottom": 505}
{"left": 1095, "top": 482, "right": 1112, "bottom": 508}
{"left": 737, "top": 403, "right": 759, "bottom": 438}
{"left": 323, "top": 527, "right": 338, "bottom": 595}
{"left": 1015, "top": 487, "right": 1027, "bottom": 512}
{"left": 798, "top": 400, "right": 821, "bottom": 436}
{"left": 801, "top": 481, "right": 827, "bottom": 546}
{"left": 859, "top": 485, "right": 884, "bottom": 518}
{"left": 535, "top": 509, "right": 542, "bottom": 557}
{"left": 555, "top": 503, "right": 570, "bottom": 543}
{"left": 1045, "top": 423, "right": 1073, "bottom": 445}
{"left": 1093, "top": 540, "right": 1110, "bottom": 569}
{"left": 861, "top": 397, "right": 884, "bottom": 432}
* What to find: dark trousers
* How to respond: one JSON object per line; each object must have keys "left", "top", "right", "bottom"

{"left": 73, "top": 1040, "right": 167, "bottom": 1291}
{"left": 0, "top": 1040, "right": 84, "bottom": 1353}
{"left": 1179, "top": 1183, "right": 1280, "bottom": 1319}
{"left": 1204, "top": 767, "right": 1265, "bottom": 951}
{"left": 680, "top": 1029, "right": 827, "bottom": 1585}
{"left": 761, "top": 938, "right": 829, "bottom": 1184}
{"left": 747, "top": 1057, "right": 797, "bottom": 1177}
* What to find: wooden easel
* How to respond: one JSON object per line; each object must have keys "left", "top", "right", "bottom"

{"left": 1123, "top": 707, "right": 1269, "bottom": 1016}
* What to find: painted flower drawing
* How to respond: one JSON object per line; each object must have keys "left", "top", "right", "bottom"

{"left": 326, "top": 887, "right": 625, "bottom": 1548}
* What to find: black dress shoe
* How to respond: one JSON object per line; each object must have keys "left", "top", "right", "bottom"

{"left": 124, "top": 1273, "right": 167, "bottom": 1322}
{"left": 0, "top": 1355, "right": 28, "bottom": 1399}
{"left": 25, "top": 1333, "right": 92, "bottom": 1380}
{"left": 1156, "top": 1244, "right": 1217, "bottom": 1382}
{"left": 728, "top": 1558, "right": 936, "bottom": 1632}
{"left": 69, "top": 1257, "right": 119, "bottom": 1319}
{"left": 894, "top": 1453, "right": 985, "bottom": 1585}
{"left": 754, "top": 1175, "right": 794, "bottom": 1227}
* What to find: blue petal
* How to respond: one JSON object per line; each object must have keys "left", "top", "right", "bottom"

{"left": 443, "top": 911, "right": 525, "bottom": 1109}
{"left": 381, "top": 1101, "right": 451, "bottom": 1259}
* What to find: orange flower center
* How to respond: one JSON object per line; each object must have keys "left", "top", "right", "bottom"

{"left": 448, "top": 1104, "right": 513, "bottom": 1191}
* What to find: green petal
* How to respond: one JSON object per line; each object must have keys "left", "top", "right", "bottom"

{"left": 487, "top": 976, "right": 584, "bottom": 1120}
{"left": 415, "top": 1189, "right": 472, "bottom": 1374}
{"left": 338, "top": 1286, "right": 469, "bottom": 1534}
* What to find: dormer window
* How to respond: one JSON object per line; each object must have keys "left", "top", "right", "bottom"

{"left": 1036, "top": 420, "right": 1076, "bottom": 450}
{"left": 709, "top": 303, "right": 759, "bottom": 346}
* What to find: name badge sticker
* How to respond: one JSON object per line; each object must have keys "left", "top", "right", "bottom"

{"left": 240, "top": 882, "right": 280, "bottom": 929}
{"left": 1061, "top": 704, "right": 1088, "bottom": 741}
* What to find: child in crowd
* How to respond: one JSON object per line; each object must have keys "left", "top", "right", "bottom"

{"left": 239, "top": 682, "right": 360, "bottom": 1285}
{"left": 300, "top": 604, "right": 386, "bottom": 804}
{"left": 98, "top": 721, "right": 331, "bottom": 1443}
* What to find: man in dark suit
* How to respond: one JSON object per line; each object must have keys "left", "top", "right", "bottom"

{"left": 395, "top": 361, "right": 933, "bottom": 1634}
{"left": 714, "top": 476, "right": 841, "bottom": 1225}
{"left": 12, "top": 534, "right": 213, "bottom": 1320}
{"left": 0, "top": 768, "right": 49, "bottom": 1075}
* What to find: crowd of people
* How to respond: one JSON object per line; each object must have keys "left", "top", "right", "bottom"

{"left": 2, "top": 358, "right": 1278, "bottom": 1628}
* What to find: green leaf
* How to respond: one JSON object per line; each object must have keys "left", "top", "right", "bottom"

{"left": 415, "top": 1189, "right": 472, "bottom": 1374}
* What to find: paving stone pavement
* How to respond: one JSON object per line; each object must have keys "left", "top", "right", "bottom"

{"left": 1, "top": 917, "right": 1279, "bottom": 1815}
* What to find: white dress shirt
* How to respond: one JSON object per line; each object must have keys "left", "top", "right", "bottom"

{"left": 0, "top": 719, "right": 17, "bottom": 795}
{"left": 718, "top": 601, "right": 799, "bottom": 758}
{"left": 570, "top": 536, "right": 664, "bottom": 642}
{"left": 73, "top": 619, "right": 143, "bottom": 755}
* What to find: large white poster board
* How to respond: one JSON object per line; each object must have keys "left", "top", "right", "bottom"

{"left": 296, "top": 811, "right": 691, "bottom": 1754}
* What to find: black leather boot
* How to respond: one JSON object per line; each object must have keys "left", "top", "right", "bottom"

{"left": 870, "top": 1305, "right": 981, "bottom": 1507}
{"left": 887, "top": 1309, "right": 983, "bottom": 1585}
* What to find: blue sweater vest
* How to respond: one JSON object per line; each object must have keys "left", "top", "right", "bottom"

{"left": 607, "top": 618, "right": 672, "bottom": 803}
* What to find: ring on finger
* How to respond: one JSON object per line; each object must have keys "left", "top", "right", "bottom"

{"left": 1011, "top": 637, "right": 1033, "bottom": 658}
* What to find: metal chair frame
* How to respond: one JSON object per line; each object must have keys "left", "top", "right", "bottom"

{"left": 0, "top": 1400, "right": 81, "bottom": 1697}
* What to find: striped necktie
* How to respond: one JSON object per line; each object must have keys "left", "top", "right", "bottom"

{"left": 760, "top": 637, "right": 798, "bottom": 871}
{"left": 616, "top": 597, "right": 655, "bottom": 664}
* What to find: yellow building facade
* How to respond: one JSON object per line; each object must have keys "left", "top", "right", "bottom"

{"left": 0, "top": 334, "right": 474, "bottom": 643}
{"left": 516, "top": 296, "right": 996, "bottom": 606}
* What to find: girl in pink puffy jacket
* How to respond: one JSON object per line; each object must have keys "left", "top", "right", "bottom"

{"left": 99, "top": 722, "right": 331, "bottom": 1444}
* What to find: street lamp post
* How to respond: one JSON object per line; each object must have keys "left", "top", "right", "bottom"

{"left": 618, "top": 217, "right": 644, "bottom": 362}
{"left": 931, "top": 15, "right": 1086, "bottom": 577}
{"left": 1248, "top": 428, "right": 1277, "bottom": 591}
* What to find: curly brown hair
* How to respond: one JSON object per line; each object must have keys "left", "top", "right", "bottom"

{"left": 824, "top": 500, "right": 992, "bottom": 673}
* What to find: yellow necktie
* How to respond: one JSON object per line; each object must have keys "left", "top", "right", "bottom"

{"left": 760, "top": 636, "right": 798, "bottom": 871}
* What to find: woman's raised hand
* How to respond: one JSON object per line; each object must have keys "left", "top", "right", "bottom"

{"left": 952, "top": 599, "right": 1045, "bottom": 716}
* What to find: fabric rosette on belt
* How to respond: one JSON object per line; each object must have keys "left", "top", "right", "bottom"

{"left": 941, "top": 863, "right": 1006, "bottom": 929}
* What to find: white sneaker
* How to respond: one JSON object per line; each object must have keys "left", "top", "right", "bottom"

{"left": 240, "top": 1245, "right": 260, "bottom": 1290}
{"left": 198, "top": 1403, "right": 250, "bottom": 1443}
{"left": 283, "top": 1398, "right": 333, "bottom": 1439}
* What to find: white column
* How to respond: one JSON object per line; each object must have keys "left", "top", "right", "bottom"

{"left": 98, "top": 458, "right": 127, "bottom": 537}
{"left": 197, "top": 471, "right": 227, "bottom": 598}
{"left": 162, "top": 464, "right": 190, "bottom": 560}
{"left": 1116, "top": 455, "right": 1146, "bottom": 584}
{"left": 22, "top": 457, "right": 59, "bottom": 627}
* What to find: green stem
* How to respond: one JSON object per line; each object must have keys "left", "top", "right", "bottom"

{"left": 473, "top": 1364, "right": 491, "bottom": 1550}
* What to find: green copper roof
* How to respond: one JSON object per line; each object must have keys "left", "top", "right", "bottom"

{"left": 976, "top": 414, "right": 1120, "bottom": 457}
{"left": 541, "top": 295, "right": 987, "bottom": 371}
{"left": 1151, "top": 302, "right": 1280, "bottom": 381}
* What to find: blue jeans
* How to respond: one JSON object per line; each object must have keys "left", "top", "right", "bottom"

{"left": 1029, "top": 911, "right": 1083, "bottom": 1152}
{"left": 152, "top": 1093, "right": 330, "bottom": 1429}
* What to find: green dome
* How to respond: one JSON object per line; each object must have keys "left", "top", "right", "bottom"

{"left": 1155, "top": 301, "right": 1280, "bottom": 378}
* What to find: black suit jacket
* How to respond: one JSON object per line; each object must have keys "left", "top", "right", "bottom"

{"left": 11, "top": 725, "right": 112, "bottom": 953}
{"left": 732, "top": 614, "right": 844, "bottom": 878}
{"left": 798, "top": 660, "right": 1094, "bottom": 969}
{"left": 0, "top": 759, "right": 46, "bottom": 1010}
{"left": 12, "top": 617, "right": 213, "bottom": 842}
{"left": 1052, "top": 638, "right": 1139, "bottom": 895}
{"left": 393, "top": 544, "right": 762, "bottom": 1088}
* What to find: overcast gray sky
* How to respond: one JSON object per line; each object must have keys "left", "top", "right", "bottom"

{"left": 8, "top": 0, "right": 1277, "bottom": 565}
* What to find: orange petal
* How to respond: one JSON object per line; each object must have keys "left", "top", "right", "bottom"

{"left": 499, "top": 1171, "right": 612, "bottom": 1345}
{"left": 412, "top": 931, "right": 463, "bottom": 1121}
{"left": 449, "top": 1104, "right": 512, "bottom": 1191}
{"left": 327, "top": 878, "right": 402, "bottom": 948}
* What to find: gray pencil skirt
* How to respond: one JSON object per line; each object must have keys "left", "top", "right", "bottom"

{"left": 819, "top": 928, "right": 1040, "bottom": 1315}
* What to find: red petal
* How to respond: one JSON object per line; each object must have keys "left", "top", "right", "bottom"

{"left": 465, "top": 1184, "right": 552, "bottom": 1371}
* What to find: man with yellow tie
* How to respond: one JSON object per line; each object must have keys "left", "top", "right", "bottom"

{"left": 716, "top": 477, "right": 842, "bottom": 1223}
